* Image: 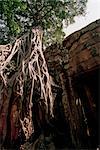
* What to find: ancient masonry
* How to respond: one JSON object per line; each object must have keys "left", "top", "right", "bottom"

{"left": 44, "top": 19, "right": 100, "bottom": 147}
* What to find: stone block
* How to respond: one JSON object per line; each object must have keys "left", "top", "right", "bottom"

{"left": 79, "top": 32, "right": 91, "bottom": 44}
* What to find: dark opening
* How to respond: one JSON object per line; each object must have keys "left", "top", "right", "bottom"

{"left": 73, "top": 67, "right": 99, "bottom": 148}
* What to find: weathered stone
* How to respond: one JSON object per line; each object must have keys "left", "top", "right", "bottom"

{"left": 79, "top": 32, "right": 91, "bottom": 44}
{"left": 44, "top": 20, "right": 100, "bottom": 149}
{"left": 69, "top": 42, "right": 78, "bottom": 54}
{"left": 97, "top": 19, "right": 100, "bottom": 24}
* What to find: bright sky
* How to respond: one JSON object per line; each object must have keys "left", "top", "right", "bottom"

{"left": 64, "top": 0, "right": 100, "bottom": 37}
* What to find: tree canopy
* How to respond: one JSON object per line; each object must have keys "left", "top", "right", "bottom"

{"left": 0, "top": 0, "right": 87, "bottom": 45}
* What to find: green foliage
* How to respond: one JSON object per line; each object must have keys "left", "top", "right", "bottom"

{"left": 0, "top": 0, "right": 87, "bottom": 46}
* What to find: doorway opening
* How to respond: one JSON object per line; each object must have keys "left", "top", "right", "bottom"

{"left": 73, "top": 67, "right": 99, "bottom": 148}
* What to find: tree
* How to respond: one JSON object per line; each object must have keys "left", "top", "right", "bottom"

{"left": 0, "top": 0, "right": 87, "bottom": 45}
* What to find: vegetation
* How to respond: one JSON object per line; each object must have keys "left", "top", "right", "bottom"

{"left": 0, "top": 0, "right": 87, "bottom": 45}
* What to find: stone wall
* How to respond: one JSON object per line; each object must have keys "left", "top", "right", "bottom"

{"left": 63, "top": 19, "right": 100, "bottom": 76}
{"left": 44, "top": 19, "right": 100, "bottom": 148}
{"left": 45, "top": 19, "right": 100, "bottom": 76}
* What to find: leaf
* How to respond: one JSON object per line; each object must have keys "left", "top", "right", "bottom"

{"left": 59, "top": 10, "right": 66, "bottom": 19}
{"left": 0, "top": 0, "right": 87, "bottom": 45}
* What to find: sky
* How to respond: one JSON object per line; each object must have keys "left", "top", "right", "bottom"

{"left": 63, "top": 0, "right": 100, "bottom": 37}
